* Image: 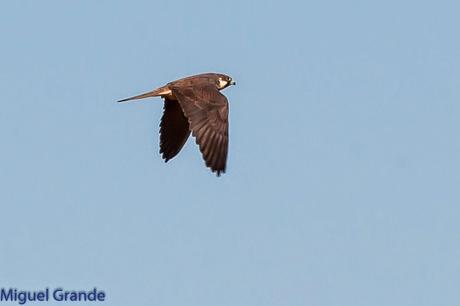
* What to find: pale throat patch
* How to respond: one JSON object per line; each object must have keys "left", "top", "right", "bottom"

{"left": 218, "top": 78, "right": 228, "bottom": 89}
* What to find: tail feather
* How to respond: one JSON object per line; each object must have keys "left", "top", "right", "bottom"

{"left": 117, "top": 88, "right": 163, "bottom": 103}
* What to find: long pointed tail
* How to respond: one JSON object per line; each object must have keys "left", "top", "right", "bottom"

{"left": 117, "top": 89, "right": 161, "bottom": 103}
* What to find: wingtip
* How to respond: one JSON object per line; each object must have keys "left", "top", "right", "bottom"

{"left": 215, "top": 169, "right": 225, "bottom": 177}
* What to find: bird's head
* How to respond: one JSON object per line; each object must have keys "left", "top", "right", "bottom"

{"left": 216, "top": 74, "right": 236, "bottom": 90}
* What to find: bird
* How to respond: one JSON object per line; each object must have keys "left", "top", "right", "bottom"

{"left": 118, "top": 73, "right": 236, "bottom": 176}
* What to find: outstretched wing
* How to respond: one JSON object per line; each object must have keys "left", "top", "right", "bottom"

{"left": 159, "top": 98, "right": 191, "bottom": 162}
{"left": 172, "top": 85, "right": 229, "bottom": 176}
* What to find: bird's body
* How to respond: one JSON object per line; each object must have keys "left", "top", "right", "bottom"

{"left": 118, "top": 73, "right": 235, "bottom": 176}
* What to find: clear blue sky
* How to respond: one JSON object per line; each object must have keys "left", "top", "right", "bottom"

{"left": 1, "top": 1, "right": 459, "bottom": 305}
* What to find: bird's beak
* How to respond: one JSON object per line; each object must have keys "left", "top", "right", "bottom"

{"left": 230, "top": 81, "right": 236, "bottom": 86}
{"left": 117, "top": 90, "right": 157, "bottom": 103}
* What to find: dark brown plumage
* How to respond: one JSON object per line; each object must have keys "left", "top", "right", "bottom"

{"left": 118, "top": 73, "right": 235, "bottom": 176}
{"left": 159, "top": 99, "right": 190, "bottom": 162}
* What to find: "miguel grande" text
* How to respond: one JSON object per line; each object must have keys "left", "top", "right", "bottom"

{"left": 0, "top": 287, "right": 106, "bottom": 304}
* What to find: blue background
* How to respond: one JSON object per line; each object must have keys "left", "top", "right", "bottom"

{"left": 1, "top": 1, "right": 459, "bottom": 305}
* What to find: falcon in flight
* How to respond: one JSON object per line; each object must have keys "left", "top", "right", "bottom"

{"left": 118, "top": 73, "right": 235, "bottom": 176}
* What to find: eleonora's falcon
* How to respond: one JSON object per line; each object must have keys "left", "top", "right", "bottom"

{"left": 118, "top": 73, "right": 236, "bottom": 176}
